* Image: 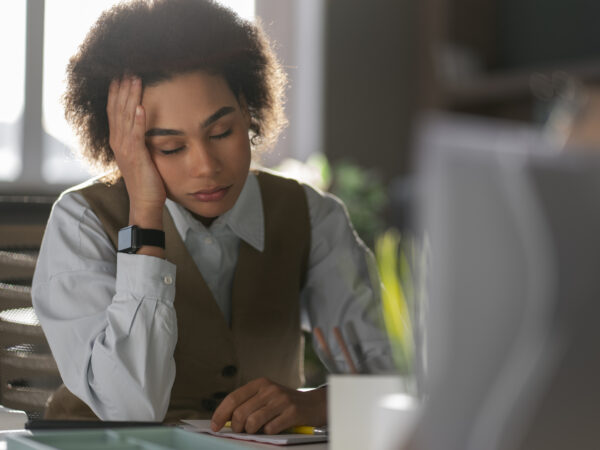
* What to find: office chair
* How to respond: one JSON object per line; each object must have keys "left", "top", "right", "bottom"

{"left": 0, "top": 196, "right": 62, "bottom": 419}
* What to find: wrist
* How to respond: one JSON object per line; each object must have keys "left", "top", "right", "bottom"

{"left": 129, "top": 208, "right": 164, "bottom": 230}
{"left": 136, "top": 245, "right": 166, "bottom": 259}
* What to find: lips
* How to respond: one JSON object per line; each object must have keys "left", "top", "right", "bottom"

{"left": 189, "top": 185, "right": 231, "bottom": 202}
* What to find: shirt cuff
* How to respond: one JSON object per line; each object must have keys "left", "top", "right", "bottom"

{"left": 116, "top": 253, "right": 177, "bottom": 303}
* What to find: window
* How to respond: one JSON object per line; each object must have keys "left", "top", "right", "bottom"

{"left": 2, "top": 1, "right": 324, "bottom": 195}
{"left": 43, "top": 0, "right": 121, "bottom": 184}
{"left": 2, "top": 1, "right": 255, "bottom": 192}
{"left": 0, "top": 2, "right": 26, "bottom": 182}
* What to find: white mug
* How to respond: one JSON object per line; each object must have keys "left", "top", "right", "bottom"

{"left": 328, "top": 375, "right": 418, "bottom": 450}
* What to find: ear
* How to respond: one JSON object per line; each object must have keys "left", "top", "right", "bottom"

{"left": 237, "top": 94, "right": 251, "bottom": 128}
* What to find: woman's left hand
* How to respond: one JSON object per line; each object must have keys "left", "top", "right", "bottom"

{"left": 210, "top": 377, "right": 327, "bottom": 435}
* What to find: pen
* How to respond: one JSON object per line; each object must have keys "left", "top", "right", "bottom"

{"left": 224, "top": 421, "right": 327, "bottom": 435}
{"left": 333, "top": 326, "right": 359, "bottom": 374}
{"left": 313, "top": 326, "right": 339, "bottom": 372}
{"left": 345, "top": 321, "right": 368, "bottom": 372}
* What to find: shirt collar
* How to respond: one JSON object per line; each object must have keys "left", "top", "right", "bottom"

{"left": 165, "top": 172, "right": 265, "bottom": 252}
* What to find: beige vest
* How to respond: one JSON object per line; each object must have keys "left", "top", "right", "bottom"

{"left": 45, "top": 171, "right": 311, "bottom": 422}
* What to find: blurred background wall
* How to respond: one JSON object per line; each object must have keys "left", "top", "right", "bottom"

{"left": 3, "top": 0, "right": 600, "bottom": 197}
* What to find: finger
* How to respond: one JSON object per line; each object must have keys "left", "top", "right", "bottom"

{"left": 115, "top": 76, "right": 132, "bottom": 119}
{"left": 258, "top": 388, "right": 299, "bottom": 434}
{"left": 106, "top": 79, "right": 120, "bottom": 125}
{"left": 133, "top": 105, "right": 147, "bottom": 149}
{"left": 229, "top": 381, "right": 289, "bottom": 433}
{"left": 264, "top": 407, "right": 297, "bottom": 435}
{"left": 244, "top": 402, "right": 283, "bottom": 434}
{"left": 229, "top": 390, "right": 273, "bottom": 433}
{"left": 107, "top": 79, "right": 121, "bottom": 149}
{"left": 211, "top": 382, "right": 262, "bottom": 431}
{"left": 110, "top": 76, "right": 132, "bottom": 151}
{"left": 124, "top": 77, "right": 143, "bottom": 132}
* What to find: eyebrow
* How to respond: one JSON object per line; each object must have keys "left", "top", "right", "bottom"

{"left": 145, "top": 106, "right": 236, "bottom": 137}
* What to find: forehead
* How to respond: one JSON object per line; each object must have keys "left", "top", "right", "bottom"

{"left": 141, "top": 71, "right": 237, "bottom": 126}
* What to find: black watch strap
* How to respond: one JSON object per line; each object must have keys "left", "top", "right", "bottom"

{"left": 118, "top": 225, "right": 165, "bottom": 254}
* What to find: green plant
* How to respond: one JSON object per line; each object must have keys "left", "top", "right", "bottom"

{"left": 273, "top": 155, "right": 387, "bottom": 247}
{"left": 329, "top": 160, "right": 387, "bottom": 247}
{"left": 375, "top": 228, "right": 422, "bottom": 375}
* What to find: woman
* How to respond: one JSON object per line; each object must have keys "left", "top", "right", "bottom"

{"left": 32, "top": 0, "right": 392, "bottom": 433}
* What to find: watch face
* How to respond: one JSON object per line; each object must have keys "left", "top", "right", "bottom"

{"left": 118, "top": 225, "right": 164, "bottom": 253}
{"left": 118, "top": 225, "right": 138, "bottom": 253}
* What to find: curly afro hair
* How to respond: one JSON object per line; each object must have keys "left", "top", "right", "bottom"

{"left": 64, "top": 0, "right": 287, "bottom": 176}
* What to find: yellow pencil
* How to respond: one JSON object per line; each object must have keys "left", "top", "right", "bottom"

{"left": 290, "top": 425, "right": 317, "bottom": 435}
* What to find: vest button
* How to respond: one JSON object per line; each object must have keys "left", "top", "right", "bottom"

{"left": 221, "top": 365, "right": 237, "bottom": 377}
{"left": 201, "top": 398, "right": 218, "bottom": 412}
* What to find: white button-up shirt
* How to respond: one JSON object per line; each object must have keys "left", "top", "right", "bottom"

{"left": 32, "top": 172, "right": 393, "bottom": 421}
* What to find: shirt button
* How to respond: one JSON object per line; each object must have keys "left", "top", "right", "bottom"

{"left": 204, "top": 236, "right": 214, "bottom": 245}
{"left": 163, "top": 275, "right": 174, "bottom": 285}
{"left": 221, "top": 365, "right": 237, "bottom": 378}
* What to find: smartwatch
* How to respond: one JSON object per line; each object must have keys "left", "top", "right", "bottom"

{"left": 118, "top": 225, "right": 165, "bottom": 254}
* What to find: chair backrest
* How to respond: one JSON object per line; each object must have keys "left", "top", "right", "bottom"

{"left": 0, "top": 196, "right": 62, "bottom": 419}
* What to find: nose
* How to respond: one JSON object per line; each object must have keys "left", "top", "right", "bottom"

{"left": 187, "top": 140, "right": 222, "bottom": 178}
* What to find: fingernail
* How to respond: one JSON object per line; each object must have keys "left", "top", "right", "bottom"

{"left": 135, "top": 106, "right": 142, "bottom": 116}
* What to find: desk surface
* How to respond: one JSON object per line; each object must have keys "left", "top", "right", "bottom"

{"left": 0, "top": 424, "right": 329, "bottom": 450}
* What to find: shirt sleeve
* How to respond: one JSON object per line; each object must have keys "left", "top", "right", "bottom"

{"left": 300, "top": 184, "right": 395, "bottom": 374}
{"left": 31, "top": 191, "right": 177, "bottom": 421}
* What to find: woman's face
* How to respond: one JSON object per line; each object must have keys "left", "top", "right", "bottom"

{"left": 141, "top": 71, "right": 252, "bottom": 221}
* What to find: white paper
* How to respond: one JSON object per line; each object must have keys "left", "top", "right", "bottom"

{"left": 181, "top": 419, "right": 328, "bottom": 446}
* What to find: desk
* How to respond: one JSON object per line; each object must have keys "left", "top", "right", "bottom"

{"left": 0, "top": 424, "right": 328, "bottom": 450}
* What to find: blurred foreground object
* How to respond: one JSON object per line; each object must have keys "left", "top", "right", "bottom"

{"left": 0, "top": 404, "right": 27, "bottom": 430}
{"left": 541, "top": 76, "right": 600, "bottom": 151}
{"left": 409, "top": 113, "right": 600, "bottom": 450}
{"left": 563, "top": 85, "right": 600, "bottom": 151}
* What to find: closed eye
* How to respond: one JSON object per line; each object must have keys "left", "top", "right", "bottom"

{"left": 210, "top": 129, "right": 232, "bottom": 140}
{"left": 160, "top": 146, "right": 185, "bottom": 155}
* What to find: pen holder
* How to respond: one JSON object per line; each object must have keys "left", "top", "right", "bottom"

{"left": 328, "top": 374, "right": 419, "bottom": 450}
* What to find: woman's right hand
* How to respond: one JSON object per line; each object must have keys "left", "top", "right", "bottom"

{"left": 107, "top": 76, "right": 166, "bottom": 229}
